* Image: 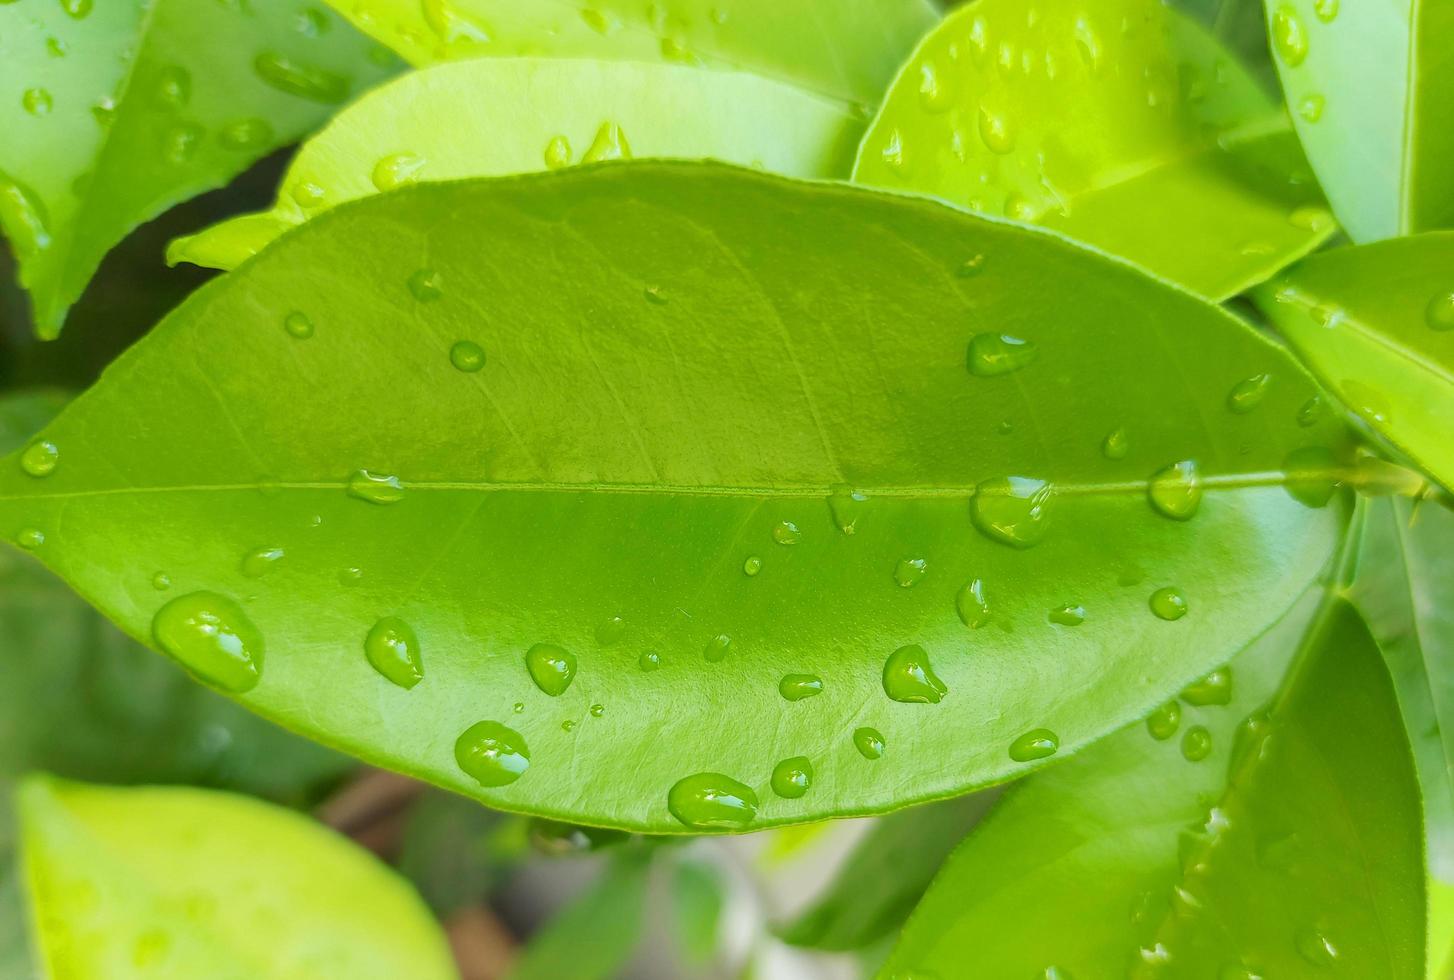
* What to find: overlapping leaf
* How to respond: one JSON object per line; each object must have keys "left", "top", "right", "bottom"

{"left": 0, "top": 163, "right": 1353, "bottom": 831}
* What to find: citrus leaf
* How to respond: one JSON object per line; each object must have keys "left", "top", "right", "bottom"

{"left": 1263, "top": 0, "right": 1454, "bottom": 242}
{"left": 169, "top": 58, "right": 862, "bottom": 271}
{"left": 853, "top": 0, "right": 1334, "bottom": 300}
{"left": 0, "top": 0, "right": 397, "bottom": 338}
{"left": 322, "top": 0, "right": 938, "bottom": 105}
{"left": 884, "top": 591, "right": 1425, "bottom": 977}
{"left": 16, "top": 775, "right": 455, "bottom": 980}
{"left": 0, "top": 163, "right": 1352, "bottom": 832}
{"left": 1250, "top": 233, "right": 1454, "bottom": 491}
{"left": 508, "top": 848, "right": 652, "bottom": 980}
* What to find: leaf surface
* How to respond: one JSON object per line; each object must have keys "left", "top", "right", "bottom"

{"left": 0, "top": 0, "right": 396, "bottom": 337}
{"left": 0, "top": 163, "right": 1353, "bottom": 832}
{"left": 852, "top": 0, "right": 1334, "bottom": 300}
{"left": 1264, "top": 0, "right": 1454, "bottom": 242}
{"left": 1250, "top": 233, "right": 1454, "bottom": 491}
{"left": 170, "top": 58, "right": 862, "bottom": 271}
{"left": 322, "top": 0, "right": 937, "bottom": 105}
{"left": 17, "top": 775, "right": 455, "bottom": 980}
{"left": 884, "top": 592, "right": 1425, "bottom": 977}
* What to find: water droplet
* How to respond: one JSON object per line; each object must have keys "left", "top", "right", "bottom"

{"left": 365, "top": 616, "right": 423, "bottom": 689}
{"left": 771, "top": 757, "right": 813, "bottom": 799}
{"left": 827, "top": 485, "right": 867, "bottom": 534}
{"left": 512, "top": 701, "right": 524, "bottom": 713}
{"left": 371, "top": 152, "right": 426, "bottom": 191}
{"left": 151, "top": 591, "right": 263, "bottom": 693}
{"left": 1073, "top": 15, "right": 1102, "bottom": 69}
{"left": 1147, "top": 460, "right": 1202, "bottom": 520}
{"left": 589, "top": 702, "right": 604, "bottom": 718}
{"left": 971, "top": 476, "right": 1052, "bottom": 548}
{"left": 1146, "top": 701, "right": 1180, "bottom": 740}
{"left": 407, "top": 268, "right": 443, "bottom": 302}
{"left": 853, "top": 727, "right": 885, "bottom": 759}
{"left": 660, "top": 35, "right": 696, "bottom": 63}
{"left": 240, "top": 546, "right": 284, "bottom": 578}
{"left": 582, "top": 121, "right": 631, "bottom": 163}
{"left": 283, "top": 311, "right": 314, "bottom": 339}
{"left": 779, "top": 674, "right": 823, "bottom": 701}
{"left": 772, "top": 520, "right": 801, "bottom": 545}
{"left": 449, "top": 340, "right": 486, "bottom": 373}
{"left": 1047, "top": 604, "right": 1085, "bottom": 626}
{"left": 957, "top": 254, "right": 986, "bottom": 278}
{"left": 454, "top": 721, "right": 529, "bottom": 786}
{"left": 162, "top": 123, "right": 203, "bottom": 164}
{"left": 703, "top": 633, "right": 731, "bottom": 663}
{"left": 21, "top": 88, "right": 52, "bottom": 116}
{"left": 1271, "top": 6, "right": 1308, "bottom": 66}
{"left": 579, "top": 8, "right": 617, "bottom": 34}
{"left": 1313, "top": 0, "right": 1338, "bottom": 21}
{"left": 16, "top": 527, "right": 44, "bottom": 550}
{"left": 289, "top": 179, "right": 326, "bottom": 211}
{"left": 1102, "top": 426, "right": 1129, "bottom": 460}
{"left": 894, "top": 557, "right": 927, "bottom": 588}
{"left": 642, "top": 284, "right": 667, "bottom": 305}
{"left": 0, "top": 171, "right": 50, "bottom": 258}
{"left": 1296, "top": 396, "right": 1323, "bottom": 427}
{"left": 46, "top": 37, "right": 67, "bottom": 57}
{"left": 155, "top": 66, "right": 191, "bottom": 108}
{"left": 880, "top": 128, "right": 906, "bottom": 171}
{"left": 19, "top": 440, "right": 58, "bottom": 477}
{"left": 882, "top": 644, "right": 947, "bottom": 704}
{"left": 1227, "top": 374, "right": 1271, "bottom": 413}
{"left": 742, "top": 555, "right": 762, "bottom": 576}
{"left": 977, "top": 104, "right": 1015, "bottom": 153}
{"left": 339, "top": 566, "right": 363, "bottom": 586}
{"left": 1288, "top": 205, "right": 1334, "bottom": 232}
{"left": 1343, "top": 378, "right": 1392, "bottom": 425}
{"left": 253, "top": 52, "right": 351, "bottom": 104}
{"left": 1296, "top": 928, "right": 1338, "bottom": 965}
{"left": 1149, "top": 587, "right": 1188, "bottom": 621}
{"left": 1297, "top": 93, "right": 1325, "bottom": 122}
{"left": 347, "top": 469, "right": 404, "bottom": 504}
{"left": 1009, "top": 728, "right": 1059, "bottom": 761}
{"left": 966, "top": 333, "right": 1037, "bottom": 376}
{"left": 420, "top": 0, "right": 492, "bottom": 44}
{"left": 956, "top": 578, "right": 991, "bottom": 628}
{"left": 1181, "top": 725, "right": 1213, "bottom": 761}
{"left": 1182, "top": 667, "right": 1232, "bottom": 706}
{"left": 561, "top": 719, "right": 576, "bottom": 732}
{"left": 218, "top": 117, "right": 272, "bottom": 149}
{"left": 525, "top": 642, "right": 576, "bottom": 696}
{"left": 1426, "top": 291, "right": 1454, "bottom": 331}
{"left": 917, "top": 60, "right": 953, "bottom": 113}
{"left": 91, "top": 97, "right": 116, "bottom": 127}
{"left": 594, "top": 615, "right": 625, "bottom": 645}
{"left": 60, "top": 0, "right": 91, "bottom": 18}
{"left": 152, "top": 572, "right": 172, "bottom": 591}
{"left": 542, "top": 133, "right": 573, "bottom": 170}
{"left": 638, "top": 651, "right": 661, "bottom": 672}
{"left": 668, "top": 772, "right": 758, "bottom": 829}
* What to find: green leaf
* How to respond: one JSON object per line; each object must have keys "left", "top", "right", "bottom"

{"left": 322, "top": 0, "right": 938, "bottom": 105}
{"left": 507, "top": 848, "right": 652, "bottom": 980}
{"left": 169, "top": 57, "right": 863, "bottom": 271}
{"left": 1172, "top": 0, "right": 1280, "bottom": 93}
{"left": 1249, "top": 232, "right": 1454, "bottom": 491}
{"left": 670, "top": 858, "right": 724, "bottom": 965}
{"left": 0, "top": 163, "right": 1353, "bottom": 832}
{"left": 397, "top": 790, "right": 528, "bottom": 917}
{"left": 0, "top": 0, "right": 397, "bottom": 337}
{"left": 17, "top": 774, "right": 455, "bottom": 979}
{"left": 1264, "top": 0, "right": 1454, "bottom": 242}
{"left": 885, "top": 591, "right": 1425, "bottom": 977}
{"left": 776, "top": 794, "right": 990, "bottom": 951}
{"left": 853, "top": 0, "right": 1334, "bottom": 300}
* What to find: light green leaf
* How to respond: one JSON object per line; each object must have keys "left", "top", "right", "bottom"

{"left": 776, "top": 794, "right": 990, "bottom": 952}
{"left": 1172, "top": 0, "right": 1279, "bottom": 93}
{"left": 1264, "top": 0, "right": 1454, "bottom": 242}
{"left": 169, "top": 58, "right": 862, "bottom": 271}
{"left": 1250, "top": 233, "right": 1454, "bottom": 491}
{"left": 17, "top": 775, "right": 455, "bottom": 980}
{"left": 508, "top": 848, "right": 652, "bottom": 980}
{"left": 853, "top": 0, "right": 1334, "bottom": 300}
{"left": 0, "top": 163, "right": 1353, "bottom": 832}
{"left": 670, "top": 858, "right": 724, "bottom": 965}
{"left": 884, "top": 591, "right": 1425, "bottom": 977}
{"left": 0, "top": 0, "right": 396, "bottom": 338}
{"left": 323, "top": 0, "right": 938, "bottom": 105}
{"left": 396, "top": 790, "right": 528, "bottom": 917}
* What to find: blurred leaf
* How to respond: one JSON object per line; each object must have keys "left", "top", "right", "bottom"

{"left": 507, "top": 848, "right": 653, "bottom": 980}
{"left": 396, "top": 790, "right": 528, "bottom": 917}
{"left": 1172, "top": 0, "right": 1277, "bottom": 92}
{"left": 17, "top": 775, "right": 454, "bottom": 979}
{"left": 670, "top": 858, "right": 724, "bottom": 965}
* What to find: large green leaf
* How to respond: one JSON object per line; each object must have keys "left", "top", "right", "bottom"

{"left": 852, "top": 0, "right": 1333, "bottom": 300}
{"left": 17, "top": 775, "right": 455, "bottom": 979}
{"left": 0, "top": 163, "right": 1353, "bottom": 832}
{"left": 322, "top": 0, "right": 938, "bottom": 105}
{"left": 169, "top": 58, "right": 862, "bottom": 271}
{"left": 884, "top": 591, "right": 1425, "bottom": 977}
{"left": 1264, "top": 0, "right": 1454, "bottom": 242}
{"left": 0, "top": 0, "right": 396, "bottom": 338}
{"left": 1250, "top": 233, "right": 1454, "bottom": 491}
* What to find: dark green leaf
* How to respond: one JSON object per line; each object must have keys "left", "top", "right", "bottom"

{"left": 396, "top": 789, "right": 528, "bottom": 916}
{"left": 507, "top": 848, "right": 652, "bottom": 980}
{"left": 670, "top": 858, "right": 724, "bottom": 965}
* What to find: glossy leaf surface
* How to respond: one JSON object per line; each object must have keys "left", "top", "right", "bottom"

{"left": 886, "top": 593, "right": 1425, "bottom": 977}
{"left": 323, "top": 0, "right": 937, "bottom": 105}
{"left": 17, "top": 775, "right": 454, "bottom": 979}
{"left": 0, "top": 164, "right": 1352, "bottom": 832}
{"left": 1251, "top": 233, "right": 1454, "bottom": 491}
{"left": 170, "top": 58, "right": 862, "bottom": 271}
{"left": 853, "top": 0, "right": 1333, "bottom": 300}
{"left": 1264, "top": 0, "right": 1454, "bottom": 242}
{"left": 0, "top": 0, "right": 396, "bottom": 337}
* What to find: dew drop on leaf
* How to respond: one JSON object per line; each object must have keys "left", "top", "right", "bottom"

{"left": 1146, "top": 701, "right": 1180, "bottom": 740}
{"left": 16, "top": 527, "right": 45, "bottom": 550}
{"left": 0, "top": 172, "right": 51, "bottom": 258}
{"left": 1342, "top": 378, "right": 1392, "bottom": 425}
{"left": 364, "top": 616, "right": 424, "bottom": 689}
{"left": 894, "top": 557, "right": 927, "bottom": 588}
{"left": 582, "top": 121, "right": 631, "bottom": 163}
{"left": 1296, "top": 927, "right": 1338, "bottom": 965}
{"left": 454, "top": 721, "right": 530, "bottom": 787}
{"left": 155, "top": 66, "right": 192, "bottom": 108}
{"left": 152, "top": 572, "right": 172, "bottom": 591}
{"left": 667, "top": 772, "right": 759, "bottom": 829}
{"left": 970, "top": 476, "right": 1052, "bottom": 547}
{"left": 252, "top": 52, "right": 351, "bottom": 104}
{"left": 543, "top": 134, "right": 572, "bottom": 170}
{"left": 1182, "top": 667, "right": 1232, "bottom": 706}
{"left": 1147, "top": 460, "right": 1202, "bottom": 520}
{"left": 955, "top": 578, "right": 991, "bottom": 628}
{"left": 371, "top": 152, "right": 426, "bottom": 191}
{"left": 956, "top": 254, "right": 986, "bottom": 278}
{"left": 827, "top": 485, "right": 867, "bottom": 534}
{"left": 407, "top": 268, "right": 443, "bottom": 302}
{"left": 966, "top": 333, "right": 1037, "bottom": 376}
{"left": 240, "top": 546, "right": 284, "bottom": 579}
{"left": 772, "top": 520, "right": 802, "bottom": 545}
{"left": 1226, "top": 374, "right": 1271, "bottom": 413}
{"left": 449, "top": 340, "right": 486, "bottom": 373}
{"left": 19, "top": 439, "right": 58, "bottom": 477}
{"left": 882, "top": 644, "right": 947, "bottom": 704}
{"left": 853, "top": 727, "right": 885, "bottom": 759}
{"left": 218, "top": 117, "right": 272, "bottom": 149}
{"left": 779, "top": 674, "right": 823, "bottom": 702}
{"left": 1287, "top": 205, "right": 1334, "bottom": 232}
{"left": 880, "top": 128, "right": 906, "bottom": 171}
{"left": 338, "top": 566, "right": 363, "bottom": 586}
{"left": 1047, "top": 604, "right": 1085, "bottom": 627}
{"left": 1313, "top": 0, "right": 1339, "bottom": 21}
{"left": 21, "top": 88, "right": 52, "bottom": 116}
{"left": 976, "top": 104, "right": 1015, "bottom": 154}
{"left": 742, "top": 555, "right": 762, "bottom": 576}
{"left": 1297, "top": 93, "right": 1325, "bottom": 123}
{"left": 1149, "top": 587, "right": 1188, "bottom": 621}
{"left": 162, "top": 123, "right": 203, "bottom": 164}
{"left": 1180, "top": 725, "right": 1213, "bottom": 761}
{"left": 151, "top": 591, "right": 264, "bottom": 693}
{"left": 702, "top": 633, "right": 731, "bottom": 663}
{"left": 1008, "top": 728, "right": 1059, "bottom": 762}
{"left": 638, "top": 651, "right": 661, "bottom": 672}
{"left": 917, "top": 60, "right": 953, "bottom": 113}
{"left": 283, "top": 310, "right": 313, "bottom": 339}
{"left": 1101, "top": 426, "right": 1129, "bottom": 460}
{"left": 525, "top": 642, "right": 576, "bottom": 697}
{"left": 1271, "top": 6, "right": 1309, "bottom": 66}
{"left": 1282, "top": 448, "right": 1337, "bottom": 508}
{"left": 60, "top": 0, "right": 91, "bottom": 18}
{"left": 1426, "top": 291, "right": 1454, "bottom": 331}
{"left": 771, "top": 757, "right": 813, "bottom": 799}
{"left": 347, "top": 469, "right": 405, "bottom": 505}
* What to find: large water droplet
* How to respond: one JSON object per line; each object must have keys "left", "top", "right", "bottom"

{"left": 253, "top": 52, "right": 351, "bottom": 103}
{"left": 525, "top": 642, "right": 576, "bottom": 696}
{"left": 882, "top": 644, "right": 947, "bottom": 704}
{"left": 894, "top": 557, "right": 927, "bottom": 588}
{"left": 1149, "top": 587, "right": 1188, "bottom": 621}
{"left": 582, "top": 121, "right": 631, "bottom": 163}
{"left": 347, "top": 469, "right": 404, "bottom": 504}
{"left": 1271, "top": 6, "right": 1308, "bottom": 66}
{"left": 365, "top": 616, "right": 423, "bottom": 689}
{"left": 0, "top": 171, "right": 52, "bottom": 258}
{"left": 1181, "top": 725, "right": 1213, "bottom": 761}
{"left": 1009, "top": 728, "right": 1059, "bottom": 761}
{"left": 455, "top": 721, "right": 529, "bottom": 787}
{"left": 827, "top": 485, "right": 867, "bottom": 534}
{"left": 1182, "top": 667, "right": 1232, "bottom": 706}
{"left": 407, "top": 268, "right": 442, "bottom": 302}
{"left": 450, "top": 340, "right": 486, "bottom": 373}
{"left": 372, "top": 152, "right": 426, "bottom": 191}
{"left": 742, "top": 555, "right": 762, "bottom": 576}
{"left": 638, "top": 651, "right": 661, "bottom": 672}
{"left": 971, "top": 476, "right": 1052, "bottom": 547}
{"left": 151, "top": 592, "right": 264, "bottom": 693}
{"left": 853, "top": 727, "right": 885, "bottom": 759}
{"left": 772, "top": 520, "right": 802, "bottom": 545}
{"left": 667, "top": 772, "right": 758, "bottom": 829}
{"left": 779, "top": 673, "right": 823, "bottom": 701}
{"left": 1047, "top": 604, "right": 1085, "bottom": 626}
{"left": 771, "top": 757, "right": 813, "bottom": 799}
{"left": 1146, "top": 701, "right": 1180, "bottom": 740}
{"left": 240, "top": 546, "right": 284, "bottom": 579}
{"left": 19, "top": 440, "right": 58, "bottom": 477}
{"left": 1226, "top": 374, "right": 1270, "bottom": 413}
{"left": 21, "top": 88, "right": 52, "bottom": 116}
{"left": 966, "top": 333, "right": 1037, "bottom": 376}
{"left": 1426, "top": 291, "right": 1454, "bottom": 331}
{"left": 976, "top": 104, "right": 1015, "bottom": 154}
{"left": 956, "top": 578, "right": 991, "bottom": 628}
{"left": 1147, "top": 460, "right": 1202, "bottom": 520}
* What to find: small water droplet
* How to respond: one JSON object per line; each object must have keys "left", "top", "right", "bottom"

{"left": 218, "top": 117, "right": 272, "bottom": 149}
{"left": 449, "top": 340, "right": 486, "bottom": 373}
{"left": 880, "top": 128, "right": 906, "bottom": 171}
{"left": 1313, "top": 0, "right": 1338, "bottom": 21}
{"left": 971, "top": 476, "right": 1052, "bottom": 547}
{"left": 1297, "top": 396, "right": 1324, "bottom": 427}
{"left": 151, "top": 591, "right": 263, "bottom": 692}
{"left": 253, "top": 51, "right": 351, "bottom": 104}
{"left": 742, "top": 555, "right": 762, "bottom": 576}
{"left": 589, "top": 702, "right": 604, "bottom": 717}
{"left": 1102, "top": 426, "right": 1129, "bottom": 460}
{"left": 525, "top": 642, "right": 576, "bottom": 696}
{"left": 1426, "top": 291, "right": 1454, "bottom": 331}
{"left": 1227, "top": 374, "right": 1271, "bottom": 413}
{"left": 1149, "top": 587, "right": 1188, "bottom": 621}
{"left": 404, "top": 267, "right": 443, "bottom": 302}
{"left": 703, "top": 633, "right": 731, "bottom": 663}
{"left": 365, "top": 616, "right": 423, "bottom": 689}
{"left": 853, "top": 727, "right": 885, "bottom": 759}
{"left": 1146, "top": 701, "right": 1180, "bottom": 740}
{"left": 582, "top": 121, "right": 631, "bottom": 163}
{"left": 966, "top": 333, "right": 1037, "bottom": 376}
{"left": 771, "top": 757, "right": 813, "bottom": 799}
{"left": 893, "top": 557, "right": 927, "bottom": 588}
{"left": 1271, "top": 6, "right": 1308, "bottom": 66}
{"left": 562, "top": 719, "right": 576, "bottom": 732}
{"left": 19, "top": 440, "right": 58, "bottom": 477}
{"left": 339, "top": 566, "right": 363, "bottom": 586}
{"left": 154, "top": 65, "right": 191, "bottom": 108}
{"left": 827, "top": 485, "right": 867, "bottom": 534}
{"left": 1009, "top": 728, "right": 1059, "bottom": 761}
{"left": 1182, "top": 667, "right": 1232, "bottom": 706}
{"left": 579, "top": 8, "right": 617, "bottom": 34}
{"left": 659, "top": 35, "right": 696, "bottom": 63}
{"left": 1147, "top": 460, "right": 1202, "bottom": 520}
{"left": 642, "top": 284, "right": 667, "bottom": 305}
{"left": 16, "top": 527, "right": 45, "bottom": 550}
{"left": 668, "top": 772, "right": 758, "bottom": 829}
{"left": 1296, "top": 927, "right": 1338, "bottom": 965}
{"left": 594, "top": 615, "right": 625, "bottom": 645}
{"left": 1297, "top": 93, "right": 1325, "bottom": 122}
{"left": 956, "top": 578, "right": 991, "bottom": 628}
{"left": 21, "top": 88, "right": 52, "bottom": 116}
{"left": 372, "top": 152, "right": 426, "bottom": 191}
{"left": 977, "top": 104, "right": 1015, "bottom": 153}
{"left": 1047, "top": 604, "right": 1085, "bottom": 626}
{"left": 639, "top": 651, "right": 661, "bottom": 671}
{"left": 543, "top": 134, "right": 572, "bottom": 170}
{"left": 347, "top": 469, "right": 404, "bottom": 504}
{"left": 289, "top": 179, "right": 326, "bottom": 211}
{"left": 1181, "top": 725, "right": 1213, "bottom": 761}
{"left": 779, "top": 674, "right": 823, "bottom": 701}
{"left": 917, "top": 59, "right": 953, "bottom": 113}
{"left": 512, "top": 701, "right": 524, "bottom": 713}
{"left": 956, "top": 254, "right": 986, "bottom": 278}
{"left": 277, "top": 311, "right": 313, "bottom": 340}
{"left": 772, "top": 520, "right": 801, "bottom": 545}
{"left": 240, "top": 546, "right": 284, "bottom": 578}
{"left": 1288, "top": 205, "right": 1333, "bottom": 232}
{"left": 454, "top": 721, "right": 529, "bottom": 786}
{"left": 152, "top": 572, "right": 172, "bottom": 591}
{"left": 882, "top": 644, "right": 947, "bottom": 704}
{"left": 60, "top": 0, "right": 91, "bottom": 18}
{"left": 162, "top": 123, "right": 203, "bottom": 164}
{"left": 46, "top": 36, "right": 67, "bottom": 57}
